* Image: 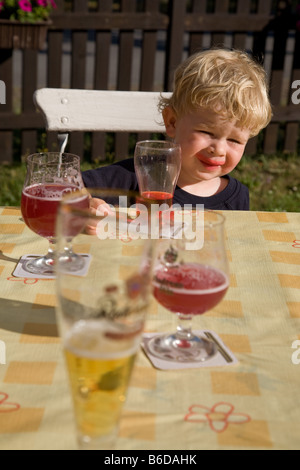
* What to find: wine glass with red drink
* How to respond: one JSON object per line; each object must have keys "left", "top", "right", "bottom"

{"left": 21, "top": 152, "right": 89, "bottom": 276}
{"left": 147, "top": 210, "right": 229, "bottom": 363}
{"left": 134, "top": 140, "right": 181, "bottom": 207}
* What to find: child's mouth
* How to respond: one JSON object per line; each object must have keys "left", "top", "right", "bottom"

{"left": 197, "top": 155, "right": 225, "bottom": 170}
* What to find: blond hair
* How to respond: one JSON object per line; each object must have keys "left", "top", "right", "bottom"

{"left": 159, "top": 48, "right": 272, "bottom": 136}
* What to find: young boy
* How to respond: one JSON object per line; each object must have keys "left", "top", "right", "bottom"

{"left": 82, "top": 48, "right": 272, "bottom": 210}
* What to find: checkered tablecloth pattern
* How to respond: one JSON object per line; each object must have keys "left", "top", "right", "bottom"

{"left": 0, "top": 207, "right": 300, "bottom": 450}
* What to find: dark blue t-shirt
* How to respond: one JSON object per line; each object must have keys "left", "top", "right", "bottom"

{"left": 82, "top": 158, "right": 249, "bottom": 210}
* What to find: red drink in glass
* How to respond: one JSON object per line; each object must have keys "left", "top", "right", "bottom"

{"left": 153, "top": 263, "right": 229, "bottom": 315}
{"left": 21, "top": 183, "right": 89, "bottom": 240}
{"left": 140, "top": 191, "right": 174, "bottom": 235}
{"left": 141, "top": 191, "right": 173, "bottom": 208}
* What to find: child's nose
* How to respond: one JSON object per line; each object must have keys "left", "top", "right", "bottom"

{"left": 208, "top": 140, "right": 226, "bottom": 157}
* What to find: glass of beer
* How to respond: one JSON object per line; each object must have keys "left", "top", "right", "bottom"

{"left": 55, "top": 189, "right": 155, "bottom": 450}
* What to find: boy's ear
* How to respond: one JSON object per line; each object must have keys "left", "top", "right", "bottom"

{"left": 162, "top": 106, "right": 177, "bottom": 138}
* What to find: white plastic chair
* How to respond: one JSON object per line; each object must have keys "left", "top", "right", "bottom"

{"left": 34, "top": 88, "right": 172, "bottom": 153}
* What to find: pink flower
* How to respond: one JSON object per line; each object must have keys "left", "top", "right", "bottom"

{"left": 18, "top": 0, "right": 33, "bottom": 12}
{"left": 0, "top": 1, "right": 4, "bottom": 11}
{"left": 36, "top": 0, "right": 57, "bottom": 8}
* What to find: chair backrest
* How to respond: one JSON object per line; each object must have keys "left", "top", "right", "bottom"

{"left": 34, "top": 88, "right": 172, "bottom": 133}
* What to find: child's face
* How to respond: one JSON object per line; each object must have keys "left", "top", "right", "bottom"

{"left": 163, "top": 106, "right": 251, "bottom": 186}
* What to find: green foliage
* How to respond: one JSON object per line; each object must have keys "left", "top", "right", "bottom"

{"left": 0, "top": 164, "right": 26, "bottom": 206}
{"left": 232, "top": 153, "right": 300, "bottom": 212}
{"left": 0, "top": 0, "right": 56, "bottom": 23}
{"left": 0, "top": 154, "right": 299, "bottom": 212}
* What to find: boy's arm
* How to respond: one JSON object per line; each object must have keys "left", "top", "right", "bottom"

{"left": 82, "top": 159, "right": 138, "bottom": 191}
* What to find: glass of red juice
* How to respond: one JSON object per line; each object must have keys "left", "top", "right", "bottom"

{"left": 21, "top": 152, "right": 89, "bottom": 275}
{"left": 134, "top": 141, "right": 181, "bottom": 227}
{"left": 134, "top": 140, "right": 181, "bottom": 238}
{"left": 147, "top": 210, "right": 229, "bottom": 363}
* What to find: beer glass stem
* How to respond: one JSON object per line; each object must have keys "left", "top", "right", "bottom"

{"left": 175, "top": 314, "right": 193, "bottom": 346}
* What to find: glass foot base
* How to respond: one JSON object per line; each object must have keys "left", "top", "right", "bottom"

{"left": 77, "top": 427, "right": 118, "bottom": 450}
{"left": 24, "top": 250, "right": 86, "bottom": 276}
{"left": 24, "top": 255, "right": 56, "bottom": 276}
{"left": 147, "top": 333, "right": 217, "bottom": 363}
{"left": 58, "top": 250, "right": 86, "bottom": 273}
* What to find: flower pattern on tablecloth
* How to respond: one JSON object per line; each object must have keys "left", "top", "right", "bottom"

{"left": 184, "top": 402, "right": 251, "bottom": 433}
{"left": 292, "top": 240, "right": 300, "bottom": 248}
{"left": 0, "top": 392, "right": 20, "bottom": 413}
{"left": 7, "top": 276, "right": 53, "bottom": 285}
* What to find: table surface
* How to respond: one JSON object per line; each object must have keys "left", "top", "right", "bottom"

{"left": 0, "top": 207, "right": 300, "bottom": 450}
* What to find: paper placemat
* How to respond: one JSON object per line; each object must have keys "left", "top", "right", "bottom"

{"left": 142, "top": 329, "right": 238, "bottom": 370}
{"left": 13, "top": 254, "right": 92, "bottom": 279}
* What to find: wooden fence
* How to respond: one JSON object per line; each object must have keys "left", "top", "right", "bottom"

{"left": 1, "top": 0, "right": 300, "bottom": 164}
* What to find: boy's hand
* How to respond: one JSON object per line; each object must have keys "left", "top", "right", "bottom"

{"left": 85, "top": 197, "right": 113, "bottom": 235}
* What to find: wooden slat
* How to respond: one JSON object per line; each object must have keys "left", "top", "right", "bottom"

{"left": 247, "top": 1, "right": 273, "bottom": 155}
{"left": 52, "top": 0, "right": 64, "bottom": 10}
{"left": 257, "top": 0, "right": 273, "bottom": 14}
{"left": 46, "top": 31, "right": 64, "bottom": 152}
{"left": 189, "top": 1, "right": 207, "bottom": 55}
{"left": 47, "top": 32, "right": 63, "bottom": 88}
{"left": 140, "top": 0, "right": 160, "bottom": 91}
{"left": 165, "top": 0, "right": 186, "bottom": 91}
{"left": 91, "top": 0, "right": 113, "bottom": 162}
{"left": 21, "top": 49, "right": 38, "bottom": 157}
{"left": 137, "top": 0, "right": 161, "bottom": 143}
{"left": 264, "top": 71, "right": 283, "bottom": 154}
{"left": 284, "top": 31, "right": 300, "bottom": 153}
{"left": 184, "top": 13, "right": 272, "bottom": 32}
{"left": 233, "top": 0, "right": 252, "bottom": 49}
{"left": 211, "top": 0, "right": 230, "bottom": 48}
{"left": 69, "top": 0, "right": 88, "bottom": 159}
{"left": 51, "top": 11, "right": 274, "bottom": 32}
{"left": 284, "top": 122, "right": 298, "bottom": 154}
{"left": 234, "top": 0, "right": 257, "bottom": 156}
{"left": 45, "top": 0, "right": 64, "bottom": 153}
{"left": 252, "top": 0, "right": 273, "bottom": 61}
{"left": 0, "top": 49, "right": 13, "bottom": 163}
{"left": 263, "top": 2, "right": 290, "bottom": 154}
{"left": 245, "top": 137, "right": 257, "bottom": 156}
{"left": 0, "top": 113, "right": 43, "bottom": 129}
{"left": 50, "top": 12, "right": 168, "bottom": 30}
{"left": 115, "top": 0, "right": 136, "bottom": 161}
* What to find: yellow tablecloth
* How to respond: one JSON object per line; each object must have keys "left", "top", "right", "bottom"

{"left": 0, "top": 207, "right": 300, "bottom": 450}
